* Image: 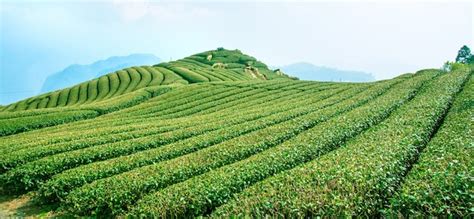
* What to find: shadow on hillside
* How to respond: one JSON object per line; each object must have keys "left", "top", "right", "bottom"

{"left": 0, "top": 193, "right": 59, "bottom": 218}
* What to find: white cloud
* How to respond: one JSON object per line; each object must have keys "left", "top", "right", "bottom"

{"left": 112, "top": 0, "right": 150, "bottom": 22}
{"left": 111, "top": 0, "right": 213, "bottom": 22}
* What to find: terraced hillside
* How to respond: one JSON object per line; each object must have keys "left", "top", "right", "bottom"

{"left": 0, "top": 49, "right": 292, "bottom": 136}
{"left": 1, "top": 49, "right": 291, "bottom": 114}
{"left": 0, "top": 50, "right": 472, "bottom": 217}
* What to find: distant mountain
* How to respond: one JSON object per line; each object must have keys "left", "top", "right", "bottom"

{"left": 277, "top": 62, "right": 375, "bottom": 82}
{"left": 40, "top": 54, "right": 161, "bottom": 93}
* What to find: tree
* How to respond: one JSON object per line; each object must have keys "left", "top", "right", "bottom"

{"left": 468, "top": 55, "right": 474, "bottom": 64}
{"left": 455, "top": 45, "right": 473, "bottom": 64}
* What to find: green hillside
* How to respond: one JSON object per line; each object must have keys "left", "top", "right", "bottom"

{"left": 0, "top": 50, "right": 472, "bottom": 218}
{"left": 1, "top": 48, "right": 291, "bottom": 113}
{"left": 0, "top": 49, "right": 292, "bottom": 136}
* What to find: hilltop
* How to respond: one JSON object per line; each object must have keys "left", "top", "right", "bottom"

{"left": 0, "top": 48, "right": 472, "bottom": 218}
{"left": 2, "top": 48, "right": 292, "bottom": 114}
{"left": 0, "top": 48, "right": 294, "bottom": 136}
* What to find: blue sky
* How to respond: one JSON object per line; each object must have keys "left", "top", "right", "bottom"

{"left": 1, "top": 0, "right": 472, "bottom": 104}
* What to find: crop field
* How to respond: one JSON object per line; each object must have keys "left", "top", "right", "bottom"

{"left": 0, "top": 49, "right": 291, "bottom": 136}
{"left": 0, "top": 49, "right": 472, "bottom": 217}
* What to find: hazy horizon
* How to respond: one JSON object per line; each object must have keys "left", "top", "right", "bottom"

{"left": 1, "top": 0, "right": 472, "bottom": 104}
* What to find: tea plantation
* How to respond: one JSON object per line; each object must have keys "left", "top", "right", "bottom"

{"left": 0, "top": 49, "right": 472, "bottom": 217}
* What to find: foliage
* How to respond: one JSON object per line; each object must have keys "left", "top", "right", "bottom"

{"left": 211, "top": 69, "right": 470, "bottom": 218}
{"left": 0, "top": 50, "right": 471, "bottom": 218}
{"left": 38, "top": 85, "right": 345, "bottom": 202}
{"left": 126, "top": 71, "right": 436, "bottom": 218}
{"left": 62, "top": 77, "right": 410, "bottom": 216}
{"left": 0, "top": 110, "right": 99, "bottom": 137}
{"left": 456, "top": 45, "right": 473, "bottom": 64}
{"left": 390, "top": 74, "right": 473, "bottom": 217}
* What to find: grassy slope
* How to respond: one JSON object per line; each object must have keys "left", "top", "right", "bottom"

{"left": 0, "top": 52, "right": 471, "bottom": 217}
{"left": 1, "top": 49, "right": 290, "bottom": 113}
{"left": 0, "top": 49, "right": 292, "bottom": 137}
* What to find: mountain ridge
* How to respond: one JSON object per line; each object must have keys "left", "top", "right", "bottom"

{"left": 277, "top": 62, "right": 375, "bottom": 82}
